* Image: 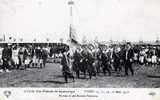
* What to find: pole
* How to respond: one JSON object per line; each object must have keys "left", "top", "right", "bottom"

{"left": 68, "top": 0, "right": 74, "bottom": 26}
{"left": 68, "top": 0, "right": 75, "bottom": 55}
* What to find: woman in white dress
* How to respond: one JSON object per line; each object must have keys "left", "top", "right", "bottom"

{"left": 31, "top": 47, "right": 38, "bottom": 68}
{"left": 24, "top": 55, "right": 30, "bottom": 69}
{"left": 24, "top": 48, "right": 31, "bottom": 69}
{"left": 12, "top": 46, "right": 20, "bottom": 69}
{"left": 139, "top": 50, "right": 145, "bottom": 65}
{"left": 146, "top": 50, "right": 152, "bottom": 66}
{"left": 151, "top": 50, "right": 157, "bottom": 66}
{"left": 134, "top": 53, "right": 138, "bottom": 63}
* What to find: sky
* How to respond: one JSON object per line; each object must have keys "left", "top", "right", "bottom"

{"left": 0, "top": 0, "right": 160, "bottom": 43}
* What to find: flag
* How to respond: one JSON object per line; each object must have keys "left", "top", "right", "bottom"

{"left": 69, "top": 24, "right": 78, "bottom": 44}
{"left": 68, "top": 24, "right": 80, "bottom": 56}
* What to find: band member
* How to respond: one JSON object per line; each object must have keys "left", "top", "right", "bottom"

{"left": 61, "top": 51, "right": 74, "bottom": 83}
{"left": 123, "top": 43, "right": 134, "bottom": 76}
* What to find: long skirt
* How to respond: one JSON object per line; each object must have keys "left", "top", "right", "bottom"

{"left": 139, "top": 56, "right": 144, "bottom": 63}
{"left": 32, "top": 56, "right": 38, "bottom": 64}
{"left": 13, "top": 56, "right": 19, "bottom": 65}
{"left": 152, "top": 56, "right": 157, "bottom": 64}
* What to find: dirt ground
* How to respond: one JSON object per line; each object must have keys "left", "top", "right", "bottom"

{"left": 0, "top": 63, "right": 160, "bottom": 88}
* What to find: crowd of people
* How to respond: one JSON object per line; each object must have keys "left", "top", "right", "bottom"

{"left": 61, "top": 42, "right": 160, "bottom": 83}
{"left": 0, "top": 42, "right": 160, "bottom": 83}
{"left": 0, "top": 44, "right": 49, "bottom": 72}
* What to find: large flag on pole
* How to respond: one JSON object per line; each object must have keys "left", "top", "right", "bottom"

{"left": 69, "top": 24, "right": 78, "bottom": 44}
{"left": 68, "top": 24, "right": 80, "bottom": 56}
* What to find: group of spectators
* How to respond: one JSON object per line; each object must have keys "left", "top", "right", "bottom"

{"left": 0, "top": 44, "right": 49, "bottom": 72}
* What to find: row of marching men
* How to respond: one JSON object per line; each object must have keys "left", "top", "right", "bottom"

{"left": 0, "top": 44, "right": 48, "bottom": 72}
{"left": 60, "top": 43, "right": 160, "bottom": 83}
{"left": 60, "top": 43, "right": 136, "bottom": 83}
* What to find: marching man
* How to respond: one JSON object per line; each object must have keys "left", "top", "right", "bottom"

{"left": 61, "top": 51, "right": 74, "bottom": 83}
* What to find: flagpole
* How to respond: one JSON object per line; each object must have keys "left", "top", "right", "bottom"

{"left": 68, "top": 0, "right": 74, "bottom": 55}
{"left": 68, "top": 0, "right": 74, "bottom": 26}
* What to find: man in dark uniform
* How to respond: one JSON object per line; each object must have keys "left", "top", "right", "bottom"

{"left": 61, "top": 51, "right": 74, "bottom": 83}
{"left": 73, "top": 49, "right": 81, "bottom": 78}
{"left": 113, "top": 48, "right": 121, "bottom": 73}
{"left": 86, "top": 50, "right": 95, "bottom": 79}
{"left": 123, "top": 42, "right": 134, "bottom": 76}
{"left": 81, "top": 49, "right": 88, "bottom": 78}
{"left": 101, "top": 51, "right": 111, "bottom": 76}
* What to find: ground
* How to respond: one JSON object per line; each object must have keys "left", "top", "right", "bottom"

{"left": 0, "top": 63, "right": 160, "bottom": 88}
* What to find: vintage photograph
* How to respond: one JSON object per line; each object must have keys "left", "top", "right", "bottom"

{"left": 0, "top": 0, "right": 160, "bottom": 88}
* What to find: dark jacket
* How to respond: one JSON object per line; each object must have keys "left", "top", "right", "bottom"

{"left": 113, "top": 51, "right": 121, "bottom": 63}
{"left": 2, "top": 47, "right": 12, "bottom": 60}
{"left": 101, "top": 53, "right": 109, "bottom": 66}
{"left": 61, "top": 54, "right": 70, "bottom": 73}
{"left": 122, "top": 48, "right": 134, "bottom": 62}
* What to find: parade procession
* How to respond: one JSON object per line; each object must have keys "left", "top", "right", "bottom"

{"left": 0, "top": 38, "right": 160, "bottom": 87}
{"left": 0, "top": 0, "right": 160, "bottom": 88}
